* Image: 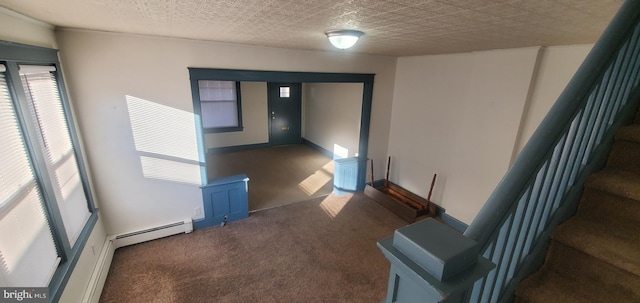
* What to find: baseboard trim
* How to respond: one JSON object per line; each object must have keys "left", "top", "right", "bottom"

{"left": 81, "top": 235, "right": 116, "bottom": 303}
{"left": 369, "top": 179, "right": 457, "bottom": 228}
{"left": 208, "top": 142, "right": 271, "bottom": 154}
{"left": 441, "top": 213, "right": 469, "bottom": 233}
{"left": 302, "top": 138, "right": 334, "bottom": 159}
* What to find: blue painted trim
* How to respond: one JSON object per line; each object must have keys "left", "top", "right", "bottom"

{"left": 0, "top": 40, "right": 59, "bottom": 63}
{"left": 203, "top": 126, "right": 244, "bottom": 133}
{"left": 49, "top": 211, "right": 99, "bottom": 303}
{"left": 188, "top": 68, "right": 375, "bottom": 83}
{"left": 208, "top": 142, "right": 271, "bottom": 154}
{"left": 441, "top": 213, "right": 469, "bottom": 233}
{"left": 302, "top": 138, "right": 333, "bottom": 159}
{"left": 50, "top": 61, "right": 98, "bottom": 215}
{"left": 202, "top": 174, "right": 249, "bottom": 188}
{"left": 357, "top": 81, "right": 374, "bottom": 164}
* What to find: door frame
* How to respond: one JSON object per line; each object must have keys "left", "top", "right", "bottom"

{"left": 188, "top": 68, "right": 375, "bottom": 186}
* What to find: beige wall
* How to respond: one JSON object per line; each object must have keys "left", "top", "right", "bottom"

{"left": 56, "top": 29, "right": 398, "bottom": 235}
{"left": 388, "top": 45, "right": 591, "bottom": 224}
{"left": 514, "top": 45, "right": 593, "bottom": 153}
{"left": 389, "top": 47, "right": 541, "bottom": 224}
{"left": 0, "top": 8, "right": 107, "bottom": 302}
{"left": 205, "top": 82, "right": 269, "bottom": 148}
{"left": 303, "top": 83, "right": 363, "bottom": 158}
{"left": 0, "top": 7, "right": 57, "bottom": 48}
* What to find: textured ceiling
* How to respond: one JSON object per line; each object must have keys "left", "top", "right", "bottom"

{"left": 0, "top": 0, "right": 624, "bottom": 56}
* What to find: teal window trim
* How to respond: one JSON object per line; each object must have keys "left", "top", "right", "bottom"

{"left": 0, "top": 40, "right": 98, "bottom": 303}
{"left": 198, "top": 81, "right": 244, "bottom": 133}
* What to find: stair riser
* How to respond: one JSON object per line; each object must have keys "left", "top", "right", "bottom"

{"left": 585, "top": 173, "right": 640, "bottom": 201}
{"left": 607, "top": 139, "right": 640, "bottom": 174}
{"left": 545, "top": 241, "right": 640, "bottom": 298}
{"left": 577, "top": 188, "right": 640, "bottom": 225}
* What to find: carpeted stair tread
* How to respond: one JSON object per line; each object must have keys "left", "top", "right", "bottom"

{"left": 585, "top": 169, "right": 640, "bottom": 201}
{"left": 577, "top": 188, "right": 640, "bottom": 226}
{"left": 606, "top": 139, "right": 640, "bottom": 173}
{"left": 552, "top": 217, "right": 640, "bottom": 276}
{"left": 544, "top": 241, "right": 640, "bottom": 299}
{"left": 615, "top": 124, "right": 640, "bottom": 142}
{"left": 515, "top": 269, "right": 637, "bottom": 303}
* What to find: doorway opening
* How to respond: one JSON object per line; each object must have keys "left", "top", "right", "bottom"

{"left": 189, "top": 69, "right": 374, "bottom": 211}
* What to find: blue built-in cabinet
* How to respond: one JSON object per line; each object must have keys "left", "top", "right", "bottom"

{"left": 194, "top": 174, "right": 249, "bottom": 229}
{"left": 333, "top": 157, "right": 368, "bottom": 195}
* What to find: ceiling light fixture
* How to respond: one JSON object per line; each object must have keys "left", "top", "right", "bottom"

{"left": 325, "top": 30, "right": 364, "bottom": 49}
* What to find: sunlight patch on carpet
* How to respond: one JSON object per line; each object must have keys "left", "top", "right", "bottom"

{"left": 319, "top": 194, "right": 351, "bottom": 218}
{"left": 298, "top": 161, "right": 334, "bottom": 196}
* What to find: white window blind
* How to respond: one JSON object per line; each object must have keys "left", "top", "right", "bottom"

{"left": 198, "top": 80, "right": 239, "bottom": 128}
{"left": 20, "top": 65, "right": 90, "bottom": 246}
{"left": 0, "top": 67, "right": 60, "bottom": 287}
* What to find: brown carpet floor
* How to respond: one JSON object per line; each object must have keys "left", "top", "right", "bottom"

{"left": 99, "top": 193, "right": 407, "bottom": 303}
{"left": 208, "top": 144, "right": 335, "bottom": 211}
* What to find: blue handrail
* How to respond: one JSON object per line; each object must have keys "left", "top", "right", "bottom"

{"left": 462, "top": 0, "right": 640, "bottom": 301}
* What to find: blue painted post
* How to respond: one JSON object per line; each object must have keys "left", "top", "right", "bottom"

{"left": 378, "top": 218, "right": 494, "bottom": 302}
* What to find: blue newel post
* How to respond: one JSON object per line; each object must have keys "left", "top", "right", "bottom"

{"left": 378, "top": 218, "right": 494, "bottom": 302}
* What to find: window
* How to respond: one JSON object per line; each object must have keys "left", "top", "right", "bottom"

{"left": 0, "top": 42, "right": 97, "bottom": 301}
{"left": 279, "top": 86, "right": 290, "bottom": 98}
{"left": 197, "top": 80, "right": 243, "bottom": 132}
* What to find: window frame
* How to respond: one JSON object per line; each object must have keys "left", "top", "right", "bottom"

{"left": 0, "top": 41, "right": 98, "bottom": 302}
{"left": 195, "top": 80, "right": 244, "bottom": 133}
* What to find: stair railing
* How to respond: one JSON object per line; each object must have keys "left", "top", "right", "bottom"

{"left": 462, "top": 0, "right": 640, "bottom": 302}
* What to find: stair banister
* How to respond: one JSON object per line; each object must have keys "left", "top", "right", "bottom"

{"left": 464, "top": 0, "right": 640, "bottom": 248}
{"left": 459, "top": 0, "right": 640, "bottom": 301}
{"left": 378, "top": 0, "right": 640, "bottom": 302}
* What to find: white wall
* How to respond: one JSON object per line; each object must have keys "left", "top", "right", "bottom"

{"left": 303, "top": 83, "right": 363, "bottom": 158}
{"left": 389, "top": 47, "right": 541, "bottom": 224}
{"left": 388, "top": 45, "right": 593, "bottom": 224}
{"left": 0, "top": 8, "right": 108, "bottom": 302}
{"left": 55, "top": 29, "right": 398, "bottom": 235}
{"left": 514, "top": 45, "right": 593, "bottom": 153}
{"left": 205, "top": 82, "right": 269, "bottom": 148}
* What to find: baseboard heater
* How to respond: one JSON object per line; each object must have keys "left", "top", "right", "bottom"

{"left": 114, "top": 218, "right": 193, "bottom": 248}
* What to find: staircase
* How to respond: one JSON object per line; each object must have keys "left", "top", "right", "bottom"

{"left": 515, "top": 109, "right": 640, "bottom": 302}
